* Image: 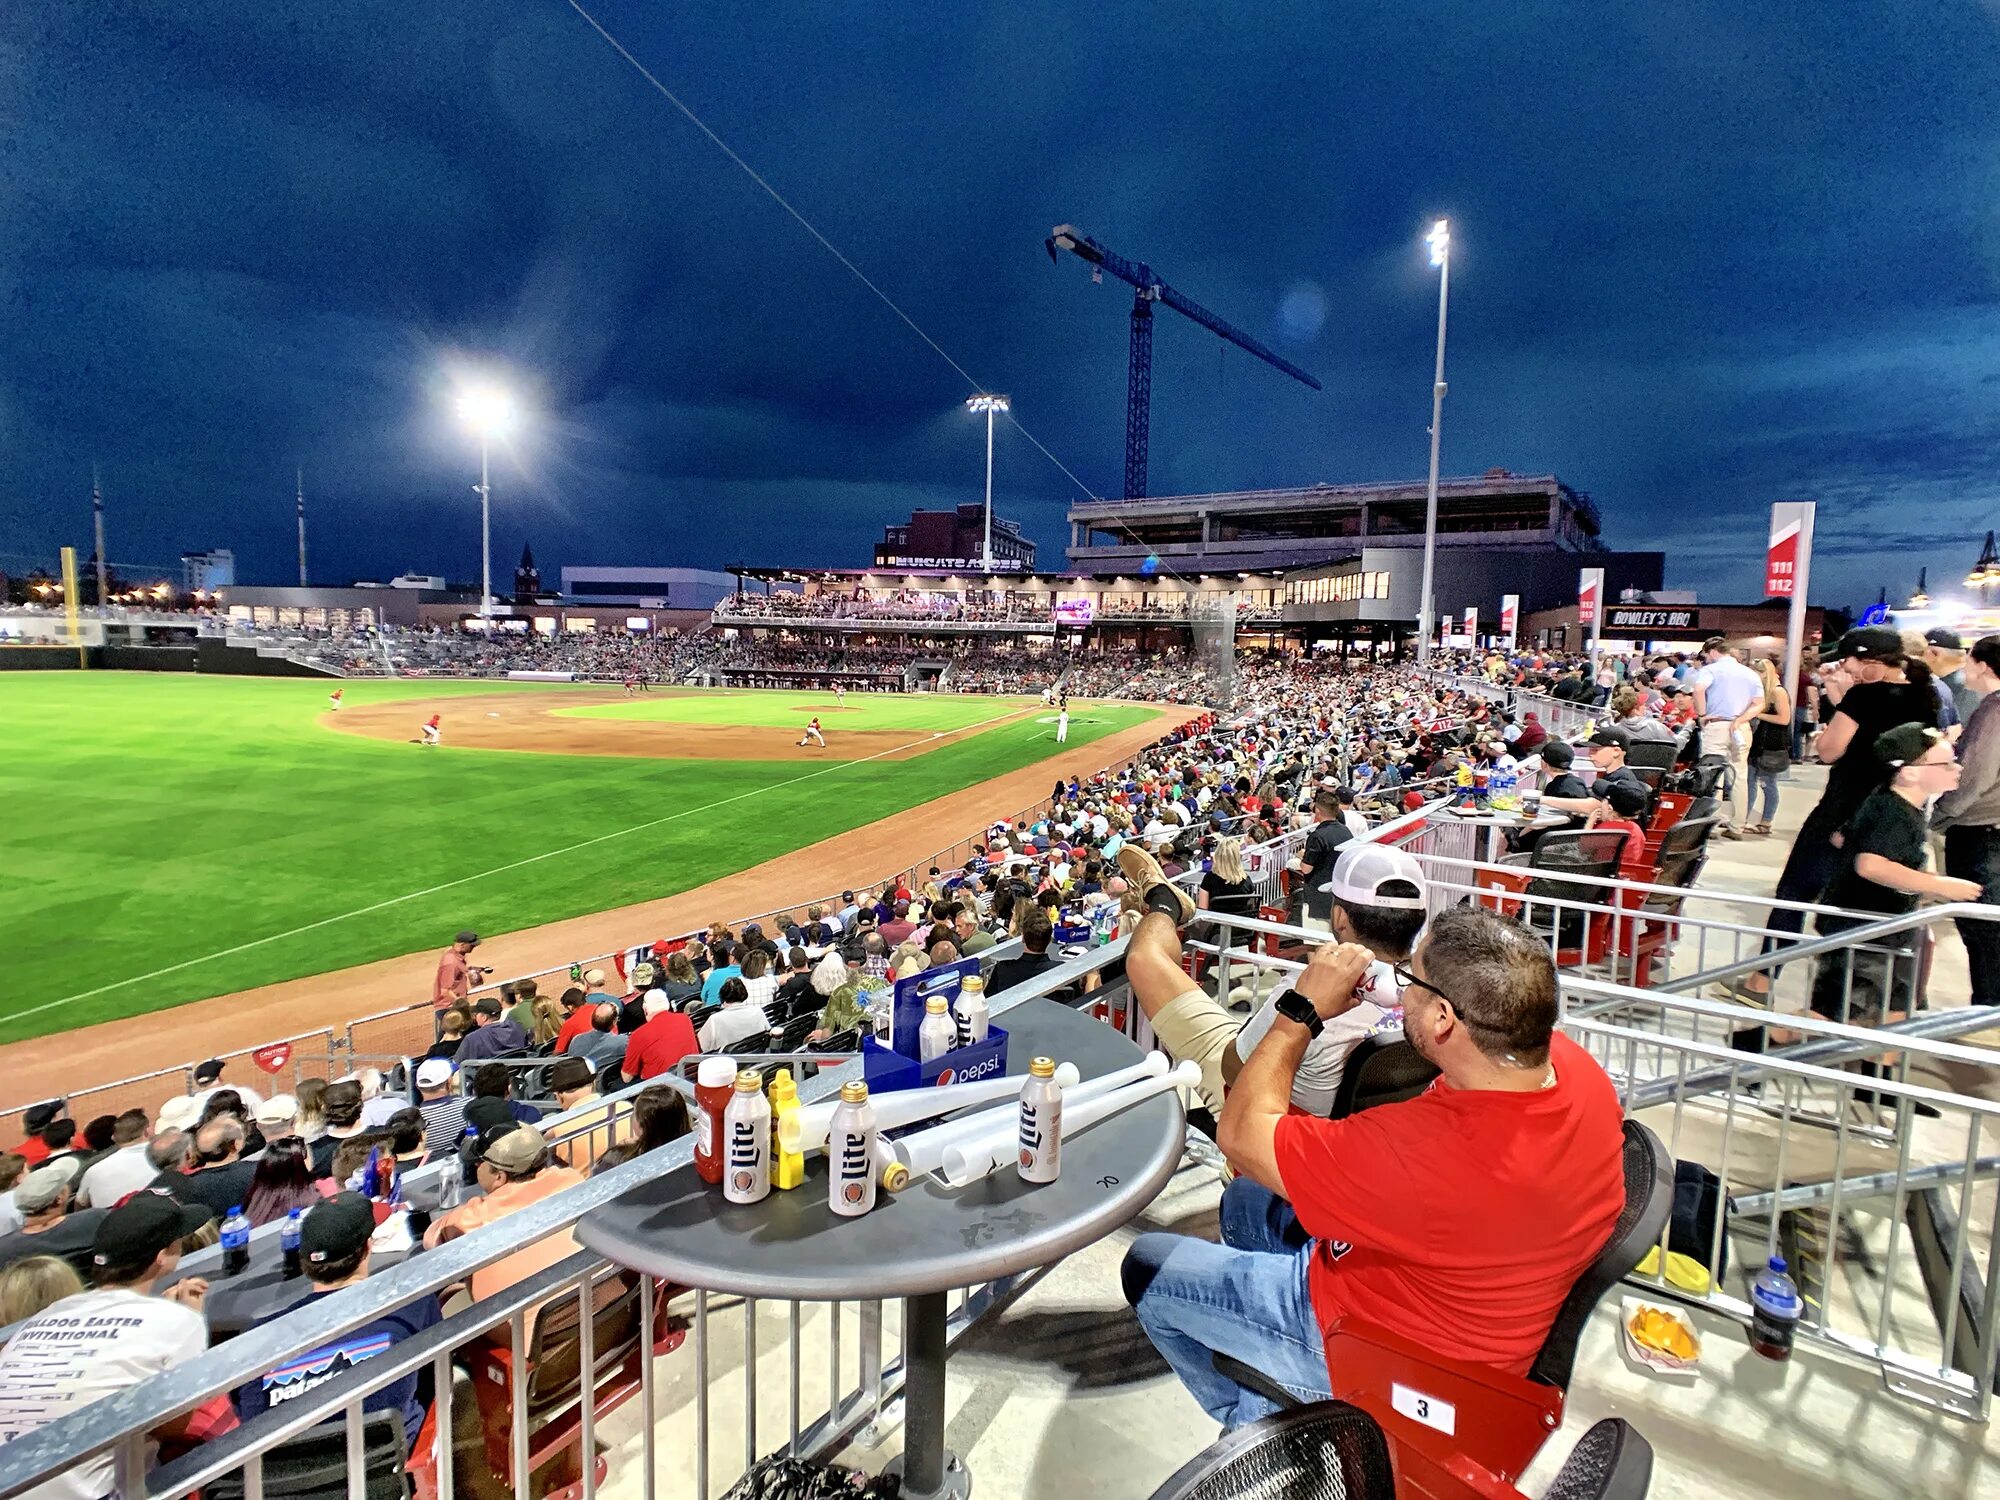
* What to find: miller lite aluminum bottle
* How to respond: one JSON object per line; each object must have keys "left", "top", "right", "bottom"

{"left": 827, "top": 1080, "right": 879, "bottom": 1218}
{"left": 723, "top": 1069, "right": 772, "bottom": 1205}
{"left": 1018, "top": 1057, "right": 1062, "bottom": 1183}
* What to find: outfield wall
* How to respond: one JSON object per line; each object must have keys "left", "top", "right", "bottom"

{"left": 0, "top": 640, "right": 334, "bottom": 677}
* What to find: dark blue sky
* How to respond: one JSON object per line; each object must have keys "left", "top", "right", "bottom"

{"left": 4, "top": 2, "right": 1998, "bottom": 608}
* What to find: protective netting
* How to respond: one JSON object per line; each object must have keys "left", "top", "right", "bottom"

{"left": 1187, "top": 591, "right": 1239, "bottom": 710}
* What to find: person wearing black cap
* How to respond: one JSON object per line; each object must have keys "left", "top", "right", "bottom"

{"left": 431, "top": 929, "right": 488, "bottom": 1010}
{"left": 1724, "top": 626, "right": 1941, "bottom": 1005}
{"left": 1535, "top": 728, "right": 1646, "bottom": 826}
{"left": 1933, "top": 635, "right": 2000, "bottom": 1006}
{"left": 0, "top": 1188, "right": 216, "bottom": 1500}
{"left": 8, "top": 1100, "right": 68, "bottom": 1168}
{"left": 1926, "top": 628, "right": 1981, "bottom": 727}
{"left": 188, "top": 1058, "right": 263, "bottom": 1114}
{"left": 1809, "top": 725, "right": 1980, "bottom": 1026}
{"left": 231, "top": 1194, "right": 441, "bottom": 1443}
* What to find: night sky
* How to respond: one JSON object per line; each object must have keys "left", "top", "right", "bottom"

{"left": 4, "top": 2, "right": 1998, "bottom": 608}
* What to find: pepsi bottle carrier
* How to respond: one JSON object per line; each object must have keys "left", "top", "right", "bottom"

{"left": 863, "top": 955, "right": 1009, "bottom": 1093}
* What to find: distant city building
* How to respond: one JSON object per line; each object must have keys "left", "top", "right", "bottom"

{"left": 560, "top": 566, "right": 736, "bottom": 609}
{"left": 180, "top": 548, "right": 235, "bottom": 592}
{"left": 875, "top": 503, "right": 1036, "bottom": 572}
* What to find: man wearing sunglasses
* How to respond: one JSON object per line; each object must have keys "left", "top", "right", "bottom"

{"left": 1119, "top": 886, "right": 1625, "bottom": 1430}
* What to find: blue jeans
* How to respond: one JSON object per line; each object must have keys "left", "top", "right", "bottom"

{"left": 1122, "top": 1179, "right": 1329, "bottom": 1427}
{"left": 1750, "top": 767, "right": 1781, "bottom": 824}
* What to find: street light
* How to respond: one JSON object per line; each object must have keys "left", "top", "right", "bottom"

{"left": 1416, "top": 218, "right": 1450, "bottom": 664}
{"left": 966, "top": 393, "right": 1010, "bottom": 575}
{"left": 456, "top": 383, "right": 516, "bottom": 620}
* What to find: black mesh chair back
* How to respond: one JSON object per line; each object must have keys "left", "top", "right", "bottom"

{"left": 1623, "top": 740, "right": 1677, "bottom": 773}
{"left": 778, "top": 1012, "right": 820, "bottom": 1050}
{"left": 201, "top": 1412, "right": 407, "bottom": 1500}
{"left": 1524, "top": 830, "right": 1628, "bottom": 946}
{"left": 1542, "top": 1418, "right": 1654, "bottom": 1500}
{"left": 1529, "top": 1121, "right": 1674, "bottom": 1391}
{"left": 1658, "top": 815, "right": 1721, "bottom": 859}
{"left": 1145, "top": 1400, "right": 1397, "bottom": 1500}
{"left": 819, "top": 1027, "right": 861, "bottom": 1052}
{"left": 1328, "top": 1037, "right": 1439, "bottom": 1119}
{"left": 733, "top": 1031, "right": 771, "bottom": 1056}
{"left": 1682, "top": 795, "right": 1721, "bottom": 824}
{"left": 1649, "top": 844, "right": 1708, "bottom": 895}
{"left": 1626, "top": 764, "right": 1667, "bottom": 795}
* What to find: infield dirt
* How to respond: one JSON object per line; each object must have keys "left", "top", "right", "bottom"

{"left": 326, "top": 687, "right": 1038, "bottom": 761}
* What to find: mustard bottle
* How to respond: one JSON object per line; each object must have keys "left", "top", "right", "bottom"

{"left": 767, "top": 1067, "right": 806, "bottom": 1191}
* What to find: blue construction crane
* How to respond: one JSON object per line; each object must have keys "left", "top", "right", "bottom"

{"left": 1045, "top": 223, "right": 1323, "bottom": 499}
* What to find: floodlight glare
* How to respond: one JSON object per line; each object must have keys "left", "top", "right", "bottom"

{"left": 457, "top": 384, "right": 516, "bottom": 437}
{"left": 1426, "top": 219, "right": 1450, "bottom": 268}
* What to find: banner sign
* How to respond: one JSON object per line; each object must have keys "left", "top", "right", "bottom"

{"left": 1578, "top": 569, "right": 1605, "bottom": 627}
{"left": 1605, "top": 607, "right": 1697, "bottom": 631}
{"left": 1499, "top": 594, "right": 1519, "bottom": 647}
{"left": 1461, "top": 606, "right": 1478, "bottom": 641}
{"left": 1766, "top": 507, "right": 1804, "bottom": 598}
{"left": 1052, "top": 598, "right": 1095, "bottom": 626}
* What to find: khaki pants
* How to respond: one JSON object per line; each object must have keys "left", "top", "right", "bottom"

{"left": 1699, "top": 721, "right": 1749, "bottom": 825}
{"left": 1147, "top": 987, "right": 1244, "bottom": 1119}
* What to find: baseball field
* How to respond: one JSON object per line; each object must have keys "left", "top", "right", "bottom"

{"left": 0, "top": 674, "right": 1160, "bottom": 1044}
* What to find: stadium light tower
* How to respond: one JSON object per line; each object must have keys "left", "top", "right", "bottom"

{"left": 455, "top": 384, "right": 516, "bottom": 620}
{"left": 1416, "top": 218, "right": 1450, "bottom": 663}
{"left": 966, "top": 393, "right": 1010, "bottom": 575}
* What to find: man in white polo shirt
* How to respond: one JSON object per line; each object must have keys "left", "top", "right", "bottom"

{"left": 1692, "top": 635, "right": 1764, "bottom": 838}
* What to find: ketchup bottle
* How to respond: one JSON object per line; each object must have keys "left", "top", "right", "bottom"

{"left": 694, "top": 1056, "right": 739, "bottom": 1185}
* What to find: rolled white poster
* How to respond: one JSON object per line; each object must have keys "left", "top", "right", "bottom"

{"left": 937, "top": 1059, "right": 1201, "bottom": 1190}
{"left": 780, "top": 1060, "right": 1081, "bottom": 1155}
{"left": 886, "top": 1054, "right": 1167, "bottom": 1186}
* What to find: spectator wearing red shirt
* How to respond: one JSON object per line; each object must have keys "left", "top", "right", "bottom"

{"left": 624, "top": 992, "right": 700, "bottom": 1082}
{"left": 9, "top": 1101, "right": 66, "bottom": 1167}
{"left": 553, "top": 984, "right": 597, "bottom": 1055}
{"left": 432, "top": 930, "right": 487, "bottom": 1009}
{"left": 1118, "top": 901, "right": 1625, "bottom": 1429}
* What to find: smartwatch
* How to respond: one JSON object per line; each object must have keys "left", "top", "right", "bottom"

{"left": 1272, "top": 987, "right": 1324, "bottom": 1038}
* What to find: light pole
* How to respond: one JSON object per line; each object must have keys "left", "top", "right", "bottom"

{"left": 966, "top": 394, "right": 1010, "bottom": 574}
{"left": 1416, "top": 218, "right": 1450, "bottom": 663}
{"left": 455, "top": 385, "right": 515, "bottom": 620}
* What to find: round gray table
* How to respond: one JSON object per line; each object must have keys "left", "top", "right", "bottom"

{"left": 577, "top": 997, "right": 1186, "bottom": 1500}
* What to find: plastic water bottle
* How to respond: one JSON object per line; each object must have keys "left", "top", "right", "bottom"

{"left": 1749, "top": 1256, "right": 1802, "bottom": 1361}
{"left": 221, "top": 1206, "right": 252, "bottom": 1277}
{"left": 280, "top": 1208, "right": 305, "bottom": 1279}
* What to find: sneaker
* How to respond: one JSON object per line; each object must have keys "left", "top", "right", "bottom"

{"left": 1710, "top": 976, "right": 1771, "bottom": 1008}
{"left": 1116, "top": 844, "right": 1195, "bottom": 924}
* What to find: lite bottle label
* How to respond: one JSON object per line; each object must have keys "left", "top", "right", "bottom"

{"left": 1018, "top": 1090, "right": 1061, "bottom": 1182}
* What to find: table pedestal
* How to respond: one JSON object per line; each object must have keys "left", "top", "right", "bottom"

{"left": 883, "top": 1291, "right": 970, "bottom": 1499}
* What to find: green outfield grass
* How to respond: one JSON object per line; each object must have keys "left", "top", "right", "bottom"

{"left": 0, "top": 675, "right": 1157, "bottom": 1041}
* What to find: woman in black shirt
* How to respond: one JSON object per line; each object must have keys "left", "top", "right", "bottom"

{"left": 1197, "top": 836, "right": 1260, "bottom": 949}
{"left": 1728, "top": 628, "right": 1938, "bottom": 1002}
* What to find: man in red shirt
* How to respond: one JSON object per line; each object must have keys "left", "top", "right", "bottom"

{"left": 433, "top": 930, "right": 487, "bottom": 1009}
{"left": 624, "top": 991, "right": 699, "bottom": 1082}
{"left": 1118, "top": 895, "right": 1625, "bottom": 1429}
{"left": 553, "top": 984, "right": 597, "bottom": 1055}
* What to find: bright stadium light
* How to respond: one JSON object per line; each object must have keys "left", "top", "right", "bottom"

{"left": 455, "top": 381, "right": 519, "bottom": 619}
{"left": 966, "top": 394, "right": 1011, "bottom": 574}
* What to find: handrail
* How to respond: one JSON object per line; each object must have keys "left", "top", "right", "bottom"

{"left": 1657, "top": 901, "right": 2000, "bottom": 994}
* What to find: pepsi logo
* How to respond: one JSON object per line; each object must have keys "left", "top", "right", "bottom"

{"left": 935, "top": 1068, "right": 956, "bottom": 1086}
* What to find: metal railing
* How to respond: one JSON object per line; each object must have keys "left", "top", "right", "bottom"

{"left": 7, "top": 821, "right": 1997, "bottom": 1500}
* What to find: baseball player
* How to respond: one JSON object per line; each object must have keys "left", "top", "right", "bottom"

{"left": 623, "top": 674, "right": 639, "bottom": 697}
{"left": 328, "top": 687, "right": 344, "bottom": 711}
{"left": 835, "top": 682, "right": 846, "bottom": 706}
{"left": 1056, "top": 705, "right": 1070, "bottom": 743}
{"left": 421, "top": 713, "right": 441, "bottom": 746}
{"left": 799, "top": 716, "right": 826, "bottom": 748}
